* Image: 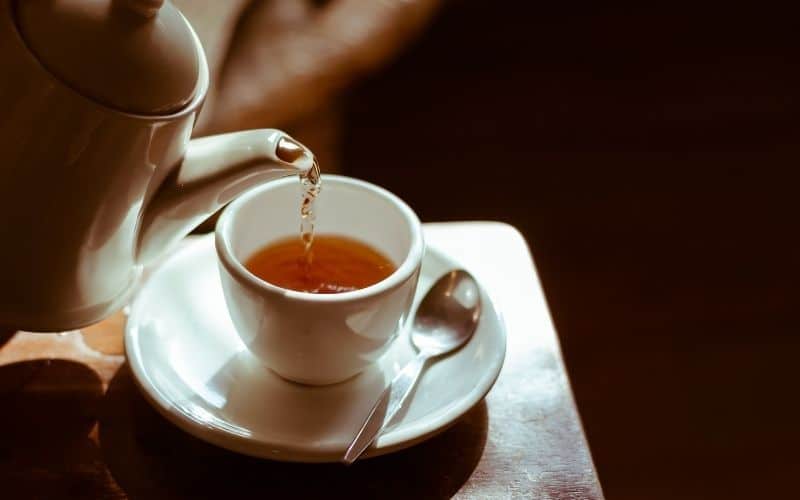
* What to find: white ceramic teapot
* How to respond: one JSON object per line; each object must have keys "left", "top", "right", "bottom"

{"left": 0, "top": 0, "right": 316, "bottom": 331}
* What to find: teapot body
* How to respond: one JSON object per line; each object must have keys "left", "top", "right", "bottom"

{"left": 0, "top": 0, "right": 209, "bottom": 330}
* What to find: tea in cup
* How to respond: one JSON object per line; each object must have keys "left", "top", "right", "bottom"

{"left": 215, "top": 175, "right": 424, "bottom": 385}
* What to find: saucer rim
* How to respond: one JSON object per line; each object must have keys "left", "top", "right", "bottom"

{"left": 125, "top": 234, "right": 507, "bottom": 462}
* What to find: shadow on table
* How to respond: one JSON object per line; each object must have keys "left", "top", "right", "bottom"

{"left": 99, "top": 364, "right": 488, "bottom": 499}
{"left": 0, "top": 359, "right": 110, "bottom": 498}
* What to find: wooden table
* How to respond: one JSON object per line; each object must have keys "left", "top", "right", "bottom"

{"left": 0, "top": 222, "right": 603, "bottom": 499}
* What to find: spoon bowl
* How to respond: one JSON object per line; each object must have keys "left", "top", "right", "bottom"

{"left": 411, "top": 270, "right": 482, "bottom": 355}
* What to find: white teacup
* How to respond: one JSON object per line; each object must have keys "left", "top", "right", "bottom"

{"left": 215, "top": 175, "right": 424, "bottom": 385}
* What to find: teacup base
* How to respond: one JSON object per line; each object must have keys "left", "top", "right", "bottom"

{"left": 266, "top": 364, "right": 365, "bottom": 386}
{"left": 235, "top": 323, "right": 401, "bottom": 386}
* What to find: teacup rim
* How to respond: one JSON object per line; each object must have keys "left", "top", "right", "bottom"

{"left": 215, "top": 174, "right": 425, "bottom": 303}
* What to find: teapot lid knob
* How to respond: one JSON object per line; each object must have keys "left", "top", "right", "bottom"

{"left": 14, "top": 0, "right": 202, "bottom": 115}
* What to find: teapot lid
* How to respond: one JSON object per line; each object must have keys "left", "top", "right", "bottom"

{"left": 15, "top": 0, "right": 201, "bottom": 115}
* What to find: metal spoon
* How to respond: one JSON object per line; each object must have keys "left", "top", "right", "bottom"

{"left": 342, "top": 269, "right": 482, "bottom": 464}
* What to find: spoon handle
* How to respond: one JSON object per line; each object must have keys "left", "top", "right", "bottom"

{"left": 343, "top": 352, "right": 429, "bottom": 464}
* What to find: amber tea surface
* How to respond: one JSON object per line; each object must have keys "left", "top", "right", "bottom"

{"left": 245, "top": 235, "right": 397, "bottom": 293}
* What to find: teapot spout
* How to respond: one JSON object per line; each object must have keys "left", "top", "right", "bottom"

{"left": 137, "top": 129, "right": 313, "bottom": 265}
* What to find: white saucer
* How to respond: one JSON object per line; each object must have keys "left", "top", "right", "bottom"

{"left": 125, "top": 235, "right": 506, "bottom": 463}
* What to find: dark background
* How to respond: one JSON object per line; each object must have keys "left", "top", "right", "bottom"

{"left": 341, "top": 1, "right": 800, "bottom": 498}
